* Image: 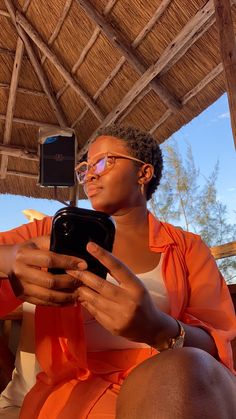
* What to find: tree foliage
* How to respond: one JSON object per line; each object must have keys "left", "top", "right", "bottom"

{"left": 149, "top": 140, "right": 236, "bottom": 284}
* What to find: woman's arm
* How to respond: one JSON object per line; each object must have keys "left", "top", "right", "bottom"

{"left": 0, "top": 220, "right": 87, "bottom": 308}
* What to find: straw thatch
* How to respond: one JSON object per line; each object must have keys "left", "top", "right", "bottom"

{"left": 0, "top": 0, "right": 235, "bottom": 201}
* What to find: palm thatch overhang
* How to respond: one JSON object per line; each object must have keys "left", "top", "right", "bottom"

{"left": 0, "top": 0, "right": 236, "bottom": 202}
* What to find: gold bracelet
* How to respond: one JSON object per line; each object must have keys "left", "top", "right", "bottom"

{"left": 152, "top": 319, "right": 186, "bottom": 351}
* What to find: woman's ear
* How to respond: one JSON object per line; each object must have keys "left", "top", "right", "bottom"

{"left": 137, "top": 164, "right": 154, "bottom": 186}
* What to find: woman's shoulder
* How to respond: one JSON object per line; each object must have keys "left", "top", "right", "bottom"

{"left": 0, "top": 216, "right": 53, "bottom": 244}
{"left": 151, "top": 215, "right": 208, "bottom": 254}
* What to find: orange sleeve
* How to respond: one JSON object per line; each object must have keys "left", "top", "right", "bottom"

{"left": 0, "top": 217, "right": 52, "bottom": 316}
{"left": 182, "top": 234, "right": 236, "bottom": 371}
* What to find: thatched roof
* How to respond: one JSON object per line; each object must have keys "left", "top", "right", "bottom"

{"left": 0, "top": 0, "right": 235, "bottom": 201}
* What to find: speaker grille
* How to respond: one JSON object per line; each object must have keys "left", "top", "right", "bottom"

{"left": 39, "top": 135, "right": 76, "bottom": 187}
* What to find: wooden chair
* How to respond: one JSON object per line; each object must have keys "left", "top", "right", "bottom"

{"left": 0, "top": 306, "right": 23, "bottom": 393}
{"left": 210, "top": 241, "right": 236, "bottom": 367}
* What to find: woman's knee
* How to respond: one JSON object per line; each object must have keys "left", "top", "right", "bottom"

{"left": 117, "top": 347, "right": 236, "bottom": 416}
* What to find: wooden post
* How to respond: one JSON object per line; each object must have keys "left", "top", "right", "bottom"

{"left": 214, "top": 0, "right": 236, "bottom": 149}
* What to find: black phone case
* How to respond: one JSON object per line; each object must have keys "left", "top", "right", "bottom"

{"left": 49, "top": 206, "right": 115, "bottom": 278}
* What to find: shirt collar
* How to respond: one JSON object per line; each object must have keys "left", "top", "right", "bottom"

{"left": 148, "top": 211, "right": 174, "bottom": 251}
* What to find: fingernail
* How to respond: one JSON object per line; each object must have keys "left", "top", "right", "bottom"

{"left": 77, "top": 261, "right": 87, "bottom": 270}
{"left": 87, "top": 242, "right": 98, "bottom": 253}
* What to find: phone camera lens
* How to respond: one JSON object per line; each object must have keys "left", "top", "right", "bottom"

{"left": 61, "top": 220, "right": 74, "bottom": 236}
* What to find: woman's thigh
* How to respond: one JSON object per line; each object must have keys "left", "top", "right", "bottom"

{"left": 116, "top": 348, "right": 236, "bottom": 419}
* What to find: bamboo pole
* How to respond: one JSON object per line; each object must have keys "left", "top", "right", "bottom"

{"left": 77, "top": 0, "right": 181, "bottom": 112}
{"left": 0, "top": 113, "right": 60, "bottom": 128}
{"left": 15, "top": 10, "right": 104, "bottom": 121}
{"left": 87, "top": 0, "right": 216, "bottom": 139}
{"left": 0, "top": 143, "right": 38, "bottom": 160}
{"left": 214, "top": 0, "right": 236, "bottom": 148}
{"left": 5, "top": 0, "right": 68, "bottom": 129}
{"left": 0, "top": 37, "right": 24, "bottom": 179}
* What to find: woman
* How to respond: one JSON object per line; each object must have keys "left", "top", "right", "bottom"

{"left": 0, "top": 125, "right": 235, "bottom": 419}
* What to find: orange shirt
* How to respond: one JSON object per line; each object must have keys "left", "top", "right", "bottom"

{"left": 0, "top": 213, "right": 235, "bottom": 418}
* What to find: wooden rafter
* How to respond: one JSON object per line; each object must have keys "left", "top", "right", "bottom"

{"left": 87, "top": 0, "right": 217, "bottom": 139}
{"left": 57, "top": 27, "right": 101, "bottom": 100}
{"left": 103, "top": 0, "right": 118, "bottom": 16}
{"left": 214, "top": 0, "right": 236, "bottom": 148}
{"left": 211, "top": 241, "right": 236, "bottom": 259}
{"left": 70, "top": 0, "right": 175, "bottom": 128}
{"left": 119, "top": 86, "right": 153, "bottom": 124}
{"left": 132, "top": 0, "right": 172, "bottom": 48}
{"left": 0, "top": 143, "right": 38, "bottom": 160}
{"left": 15, "top": 9, "right": 104, "bottom": 121}
{"left": 56, "top": 0, "right": 119, "bottom": 101}
{"left": 76, "top": 0, "right": 181, "bottom": 112}
{"left": 0, "top": 9, "right": 10, "bottom": 17}
{"left": 7, "top": 170, "right": 37, "bottom": 179}
{"left": 149, "top": 63, "right": 224, "bottom": 134}
{"left": 5, "top": 0, "right": 68, "bottom": 128}
{"left": 0, "top": 82, "right": 46, "bottom": 97}
{"left": 41, "top": 0, "right": 73, "bottom": 65}
{"left": 22, "top": 0, "right": 32, "bottom": 12}
{"left": 0, "top": 113, "right": 59, "bottom": 129}
{"left": 71, "top": 57, "right": 125, "bottom": 128}
{"left": 0, "top": 37, "right": 24, "bottom": 179}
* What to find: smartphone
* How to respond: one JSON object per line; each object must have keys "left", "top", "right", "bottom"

{"left": 49, "top": 206, "right": 115, "bottom": 278}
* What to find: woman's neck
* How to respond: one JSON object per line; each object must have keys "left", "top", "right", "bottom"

{"left": 112, "top": 205, "right": 149, "bottom": 237}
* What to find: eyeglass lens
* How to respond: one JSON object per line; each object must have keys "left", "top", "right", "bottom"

{"left": 77, "top": 156, "right": 108, "bottom": 183}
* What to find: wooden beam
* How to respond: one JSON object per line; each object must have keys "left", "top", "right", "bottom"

{"left": 0, "top": 143, "right": 38, "bottom": 160}
{"left": 149, "top": 110, "right": 172, "bottom": 134}
{"left": 119, "top": 86, "right": 152, "bottom": 123}
{"left": 57, "top": 27, "right": 100, "bottom": 100}
{"left": 0, "top": 9, "right": 10, "bottom": 17}
{"left": 41, "top": 0, "right": 73, "bottom": 65}
{"left": 214, "top": 0, "right": 236, "bottom": 149}
{"left": 15, "top": 9, "right": 104, "bottom": 121}
{"left": 182, "top": 63, "right": 223, "bottom": 105}
{"left": 5, "top": 0, "right": 68, "bottom": 128}
{"left": 210, "top": 241, "right": 236, "bottom": 259}
{"left": 56, "top": 0, "right": 119, "bottom": 101}
{"left": 0, "top": 82, "right": 46, "bottom": 97}
{"left": 0, "top": 113, "right": 60, "bottom": 128}
{"left": 87, "top": 0, "right": 216, "bottom": 139}
{"left": 76, "top": 0, "right": 181, "bottom": 111}
{"left": 71, "top": 1, "right": 176, "bottom": 128}
{"left": 132, "top": 0, "right": 172, "bottom": 48}
{"left": 22, "top": 0, "right": 32, "bottom": 12}
{"left": 71, "top": 57, "right": 125, "bottom": 128}
{"left": 7, "top": 170, "right": 38, "bottom": 179}
{"left": 0, "top": 37, "right": 24, "bottom": 179}
{"left": 149, "top": 63, "right": 224, "bottom": 133}
{"left": 103, "top": 0, "right": 118, "bottom": 15}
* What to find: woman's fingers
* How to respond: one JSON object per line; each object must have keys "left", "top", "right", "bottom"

{"left": 72, "top": 269, "right": 125, "bottom": 303}
{"left": 10, "top": 273, "right": 76, "bottom": 305}
{"left": 86, "top": 242, "right": 142, "bottom": 291}
{"left": 15, "top": 246, "right": 87, "bottom": 270}
{"left": 14, "top": 266, "right": 80, "bottom": 290}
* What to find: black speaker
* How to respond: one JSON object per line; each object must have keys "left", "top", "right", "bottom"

{"left": 39, "top": 134, "right": 76, "bottom": 187}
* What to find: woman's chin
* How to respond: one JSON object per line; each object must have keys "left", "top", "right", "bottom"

{"left": 90, "top": 199, "right": 114, "bottom": 215}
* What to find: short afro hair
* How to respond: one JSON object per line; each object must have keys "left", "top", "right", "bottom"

{"left": 86, "top": 125, "right": 163, "bottom": 200}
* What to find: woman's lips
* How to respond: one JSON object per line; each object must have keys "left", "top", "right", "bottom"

{"left": 86, "top": 186, "right": 102, "bottom": 197}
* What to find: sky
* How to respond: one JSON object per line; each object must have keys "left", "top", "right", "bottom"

{"left": 0, "top": 93, "right": 235, "bottom": 231}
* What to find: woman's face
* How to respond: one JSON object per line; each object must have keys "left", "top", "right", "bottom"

{"left": 83, "top": 135, "right": 144, "bottom": 215}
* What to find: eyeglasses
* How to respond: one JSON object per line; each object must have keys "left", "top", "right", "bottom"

{"left": 75, "top": 152, "right": 148, "bottom": 185}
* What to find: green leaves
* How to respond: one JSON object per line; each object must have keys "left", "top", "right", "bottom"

{"left": 149, "top": 139, "right": 236, "bottom": 284}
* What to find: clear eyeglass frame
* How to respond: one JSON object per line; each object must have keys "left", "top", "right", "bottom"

{"left": 75, "top": 151, "right": 150, "bottom": 184}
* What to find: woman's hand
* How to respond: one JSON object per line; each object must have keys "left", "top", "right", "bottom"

{"left": 4, "top": 236, "right": 87, "bottom": 306}
{"left": 73, "top": 242, "right": 168, "bottom": 345}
